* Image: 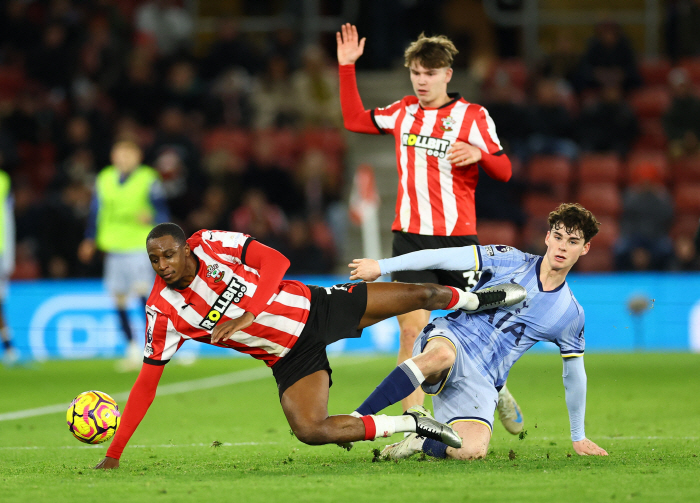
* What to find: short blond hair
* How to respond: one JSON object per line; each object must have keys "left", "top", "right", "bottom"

{"left": 404, "top": 33, "right": 458, "bottom": 69}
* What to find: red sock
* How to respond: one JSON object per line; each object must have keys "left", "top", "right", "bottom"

{"left": 444, "top": 286, "right": 460, "bottom": 309}
{"left": 360, "top": 415, "right": 376, "bottom": 441}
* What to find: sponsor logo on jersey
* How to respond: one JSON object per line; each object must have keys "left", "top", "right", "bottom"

{"left": 485, "top": 245, "right": 495, "bottom": 256}
{"left": 206, "top": 264, "right": 225, "bottom": 283}
{"left": 495, "top": 245, "right": 513, "bottom": 253}
{"left": 200, "top": 277, "right": 247, "bottom": 330}
{"left": 401, "top": 133, "right": 450, "bottom": 158}
{"left": 440, "top": 115, "right": 456, "bottom": 132}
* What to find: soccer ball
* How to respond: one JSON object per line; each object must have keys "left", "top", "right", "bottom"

{"left": 66, "top": 391, "right": 121, "bottom": 444}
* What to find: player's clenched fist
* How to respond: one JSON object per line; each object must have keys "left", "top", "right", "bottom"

{"left": 447, "top": 140, "right": 483, "bottom": 167}
{"left": 336, "top": 23, "right": 366, "bottom": 65}
{"left": 573, "top": 438, "right": 608, "bottom": 456}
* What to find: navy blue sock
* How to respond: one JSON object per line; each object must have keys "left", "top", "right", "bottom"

{"left": 423, "top": 438, "right": 448, "bottom": 458}
{"left": 356, "top": 362, "right": 421, "bottom": 415}
{"left": 117, "top": 308, "right": 134, "bottom": 342}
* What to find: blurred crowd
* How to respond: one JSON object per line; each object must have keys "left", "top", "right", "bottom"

{"left": 0, "top": 0, "right": 346, "bottom": 279}
{"left": 0, "top": 0, "right": 699, "bottom": 278}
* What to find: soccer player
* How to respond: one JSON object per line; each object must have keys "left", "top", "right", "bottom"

{"left": 0, "top": 168, "right": 16, "bottom": 366}
{"left": 348, "top": 203, "right": 609, "bottom": 460}
{"left": 94, "top": 223, "right": 522, "bottom": 469}
{"left": 78, "top": 140, "right": 170, "bottom": 371}
{"left": 336, "top": 25, "right": 523, "bottom": 431}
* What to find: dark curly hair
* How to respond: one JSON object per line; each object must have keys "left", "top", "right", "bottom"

{"left": 547, "top": 203, "right": 600, "bottom": 243}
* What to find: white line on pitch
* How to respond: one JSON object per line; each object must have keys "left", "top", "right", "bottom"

{"left": 0, "top": 357, "right": 379, "bottom": 422}
{"left": 0, "top": 442, "right": 279, "bottom": 451}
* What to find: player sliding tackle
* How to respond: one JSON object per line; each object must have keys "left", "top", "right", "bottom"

{"left": 348, "top": 203, "right": 609, "bottom": 460}
{"left": 94, "top": 223, "right": 524, "bottom": 469}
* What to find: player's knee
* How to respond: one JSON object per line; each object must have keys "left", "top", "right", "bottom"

{"left": 291, "top": 421, "right": 330, "bottom": 445}
{"left": 399, "top": 325, "right": 421, "bottom": 345}
{"left": 450, "top": 444, "right": 488, "bottom": 460}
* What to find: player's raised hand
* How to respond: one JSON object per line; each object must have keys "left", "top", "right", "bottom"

{"left": 94, "top": 456, "right": 119, "bottom": 469}
{"left": 572, "top": 438, "right": 608, "bottom": 456}
{"left": 210, "top": 311, "right": 255, "bottom": 343}
{"left": 337, "top": 23, "right": 365, "bottom": 65}
{"left": 447, "top": 141, "right": 483, "bottom": 167}
{"left": 348, "top": 258, "right": 381, "bottom": 282}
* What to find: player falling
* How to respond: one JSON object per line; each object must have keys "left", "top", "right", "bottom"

{"left": 348, "top": 203, "right": 608, "bottom": 460}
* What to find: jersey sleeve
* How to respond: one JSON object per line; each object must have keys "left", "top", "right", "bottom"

{"left": 466, "top": 106, "right": 504, "bottom": 154}
{"left": 475, "top": 245, "right": 531, "bottom": 279}
{"left": 143, "top": 305, "right": 184, "bottom": 365}
{"left": 195, "top": 230, "right": 256, "bottom": 266}
{"left": 557, "top": 308, "right": 586, "bottom": 358}
{"left": 371, "top": 99, "right": 405, "bottom": 136}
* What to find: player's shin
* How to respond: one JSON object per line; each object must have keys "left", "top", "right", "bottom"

{"left": 355, "top": 360, "right": 425, "bottom": 415}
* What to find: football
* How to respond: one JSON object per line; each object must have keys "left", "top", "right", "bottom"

{"left": 66, "top": 391, "right": 121, "bottom": 444}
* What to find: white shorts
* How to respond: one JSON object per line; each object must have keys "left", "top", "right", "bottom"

{"left": 413, "top": 317, "right": 498, "bottom": 432}
{"left": 104, "top": 251, "right": 154, "bottom": 297}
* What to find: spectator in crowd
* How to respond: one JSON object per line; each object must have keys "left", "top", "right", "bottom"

{"left": 667, "top": 0, "right": 700, "bottom": 60}
{"left": 538, "top": 30, "right": 580, "bottom": 86}
{"left": 481, "top": 73, "right": 529, "bottom": 161}
{"left": 251, "top": 56, "right": 301, "bottom": 129}
{"left": 614, "top": 163, "right": 675, "bottom": 270}
{"left": 292, "top": 45, "right": 343, "bottom": 128}
{"left": 135, "top": 0, "right": 193, "bottom": 57}
{"left": 112, "top": 53, "right": 163, "bottom": 126}
{"left": 285, "top": 218, "right": 333, "bottom": 275}
{"left": 185, "top": 185, "right": 230, "bottom": 236}
{"left": 207, "top": 68, "right": 254, "bottom": 128}
{"left": 663, "top": 68, "right": 700, "bottom": 158}
{"left": 231, "top": 188, "right": 288, "bottom": 251}
{"left": 577, "top": 84, "right": 638, "bottom": 156}
{"left": 27, "top": 22, "right": 75, "bottom": 93}
{"left": 526, "top": 77, "right": 578, "bottom": 161}
{"left": 575, "top": 21, "right": 642, "bottom": 94}
{"left": 200, "top": 18, "right": 259, "bottom": 80}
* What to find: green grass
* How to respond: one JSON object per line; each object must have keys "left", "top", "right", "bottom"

{"left": 1, "top": 353, "right": 699, "bottom": 502}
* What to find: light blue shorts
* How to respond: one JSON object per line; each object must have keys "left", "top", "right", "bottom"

{"left": 413, "top": 316, "right": 498, "bottom": 432}
{"left": 104, "top": 251, "right": 154, "bottom": 297}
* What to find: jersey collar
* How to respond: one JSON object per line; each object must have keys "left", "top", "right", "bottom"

{"left": 419, "top": 92, "right": 461, "bottom": 110}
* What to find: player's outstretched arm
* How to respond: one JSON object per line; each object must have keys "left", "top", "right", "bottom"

{"left": 336, "top": 23, "right": 365, "bottom": 65}
{"left": 94, "top": 363, "right": 165, "bottom": 469}
{"left": 573, "top": 438, "right": 608, "bottom": 456}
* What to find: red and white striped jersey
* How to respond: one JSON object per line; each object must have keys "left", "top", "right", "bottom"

{"left": 371, "top": 93, "right": 504, "bottom": 236}
{"left": 143, "top": 230, "right": 312, "bottom": 367}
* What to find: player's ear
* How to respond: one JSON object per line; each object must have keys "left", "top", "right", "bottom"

{"left": 445, "top": 67, "right": 453, "bottom": 83}
{"left": 544, "top": 230, "right": 551, "bottom": 247}
{"left": 580, "top": 241, "right": 591, "bottom": 256}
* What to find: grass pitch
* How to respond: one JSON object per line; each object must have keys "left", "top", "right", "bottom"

{"left": 1, "top": 353, "right": 699, "bottom": 503}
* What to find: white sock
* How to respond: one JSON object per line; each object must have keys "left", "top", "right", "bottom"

{"left": 392, "top": 415, "right": 417, "bottom": 434}
{"left": 453, "top": 289, "right": 479, "bottom": 311}
{"left": 368, "top": 415, "right": 418, "bottom": 439}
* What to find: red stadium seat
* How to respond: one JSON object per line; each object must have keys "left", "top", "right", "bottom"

{"left": 523, "top": 194, "right": 565, "bottom": 218}
{"left": 629, "top": 86, "right": 671, "bottom": 119}
{"left": 671, "top": 215, "right": 700, "bottom": 239}
{"left": 625, "top": 150, "right": 669, "bottom": 184}
{"left": 593, "top": 216, "right": 620, "bottom": 249}
{"left": 301, "top": 128, "right": 346, "bottom": 157}
{"left": 639, "top": 57, "right": 672, "bottom": 86}
{"left": 202, "top": 128, "right": 251, "bottom": 159}
{"left": 0, "top": 66, "right": 26, "bottom": 100}
{"left": 577, "top": 153, "right": 622, "bottom": 184}
{"left": 485, "top": 59, "right": 529, "bottom": 90}
{"left": 527, "top": 155, "right": 572, "bottom": 198}
{"left": 574, "top": 247, "right": 613, "bottom": 272}
{"left": 679, "top": 57, "right": 700, "bottom": 85}
{"left": 671, "top": 155, "right": 700, "bottom": 184}
{"left": 674, "top": 183, "right": 700, "bottom": 214}
{"left": 576, "top": 183, "right": 622, "bottom": 217}
{"left": 634, "top": 119, "right": 667, "bottom": 150}
{"left": 476, "top": 221, "right": 520, "bottom": 247}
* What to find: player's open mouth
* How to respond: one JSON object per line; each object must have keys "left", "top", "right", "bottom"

{"left": 555, "top": 255, "right": 566, "bottom": 261}
{"left": 162, "top": 272, "right": 174, "bottom": 280}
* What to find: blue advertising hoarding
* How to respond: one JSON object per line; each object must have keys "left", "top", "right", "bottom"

{"left": 6, "top": 273, "right": 700, "bottom": 361}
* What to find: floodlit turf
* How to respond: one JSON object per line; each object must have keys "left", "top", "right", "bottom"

{"left": 1, "top": 353, "right": 699, "bottom": 503}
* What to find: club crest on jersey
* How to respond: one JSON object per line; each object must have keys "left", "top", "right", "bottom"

{"left": 199, "top": 277, "right": 247, "bottom": 330}
{"left": 401, "top": 133, "right": 450, "bottom": 158}
{"left": 495, "top": 245, "right": 513, "bottom": 253}
{"left": 206, "top": 264, "right": 225, "bottom": 283}
{"left": 440, "top": 116, "right": 456, "bottom": 132}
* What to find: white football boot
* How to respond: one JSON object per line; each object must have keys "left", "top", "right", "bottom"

{"left": 379, "top": 433, "right": 425, "bottom": 460}
{"left": 497, "top": 384, "right": 524, "bottom": 434}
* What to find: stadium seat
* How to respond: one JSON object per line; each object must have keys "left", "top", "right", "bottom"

{"left": 593, "top": 216, "right": 620, "bottom": 249}
{"left": 523, "top": 194, "right": 565, "bottom": 218}
{"left": 576, "top": 183, "right": 622, "bottom": 217}
{"left": 202, "top": 128, "right": 251, "bottom": 159}
{"left": 527, "top": 155, "right": 572, "bottom": 198}
{"left": 625, "top": 150, "right": 669, "bottom": 184}
{"left": 254, "top": 128, "right": 299, "bottom": 169}
{"left": 674, "top": 183, "right": 700, "bottom": 215}
{"left": 301, "top": 128, "right": 346, "bottom": 157}
{"left": 0, "top": 66, "right": 26, "bottom": 100}
{"left": 476, "top": 220, "right": 520, "bottom": 247}
{"left": 577, "top": 153, "right": 622, "bottom": 184}
{"left": 639, "top": 57, "right": 672, "bottom": 86}
{"left": 671, "top": 155, "right": 700, "bottom": 184}
{"left": 671, "top": 214, "right": 700, "bottom": 240}
{"left": 634, "top": 119, "right": 667, "bottom": 150}
{"left": 485, "top": 59, "right": 529, "bottom": 90}
{"left": 574, "top": 247, "right": 613, "bottom": 272}
{"left": 629, "top": 86, "right": 671, "bottom": 119}
{"left": 679, "top": 57, "right": 700, "bottom": 85}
